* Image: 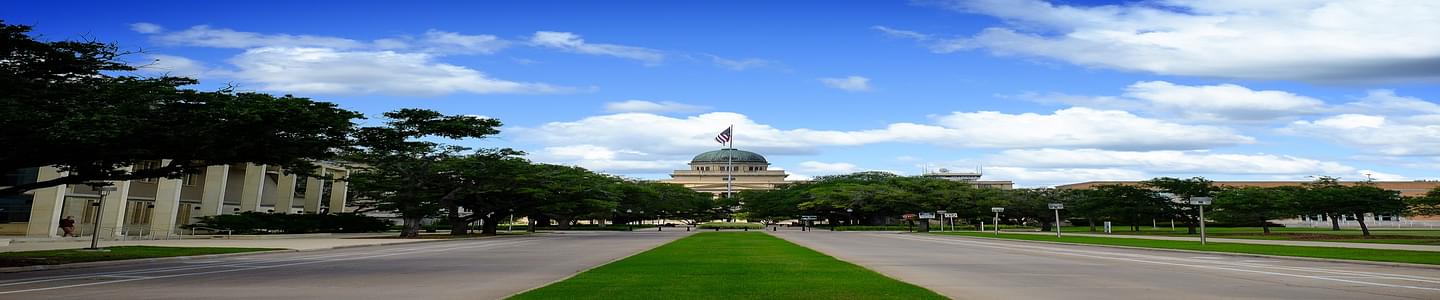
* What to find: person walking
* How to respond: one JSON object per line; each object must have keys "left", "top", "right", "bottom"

{"left": 59, "top": 216, "right": 77, "bottom": 237}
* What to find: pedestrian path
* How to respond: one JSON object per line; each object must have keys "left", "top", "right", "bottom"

{"left": 996, "top": 231, "right": 1440, "bottom": 252}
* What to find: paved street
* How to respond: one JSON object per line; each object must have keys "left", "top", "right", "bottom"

{"left": 773, "top": 231, "right": 1440, "bottom": 299}
{"left": 0, "top": 231, "right": 691, "bottom": 300}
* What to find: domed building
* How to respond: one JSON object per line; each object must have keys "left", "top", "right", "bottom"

{"left": 663, "top": 148, "right": 789, "bottom": 197}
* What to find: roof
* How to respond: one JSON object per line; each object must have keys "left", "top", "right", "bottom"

{"left": 691, "top": 148, "right": 768, "bottom": 164}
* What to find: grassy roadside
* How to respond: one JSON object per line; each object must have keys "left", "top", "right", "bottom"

{"left": 1047, "top": 226, "right": 1440, "bottom": 245}
{"left": 933, "top": 232, "right": 1440, "bottom": 265}
{"left": 0, "top": 246, "right": 279, "bottom": 268}
{"left": 511, "top": 232, "right": 944, "bottom": 300}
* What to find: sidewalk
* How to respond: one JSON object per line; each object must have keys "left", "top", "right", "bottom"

{"left": 0, "top": 233, "right": 429, "bottom": 253}
{"left": 998, "top": 231, "right": 1440, "bottom": 252}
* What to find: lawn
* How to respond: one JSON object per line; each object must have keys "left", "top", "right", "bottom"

{"left": 934, "top": 232, "right": 1440, "bottom": 265}
{"left": 0, "top": 246, "right": 280, "bottom": 268}
{"left": 1046, "top": 226, "right": 1440, "bottom": 245}
{"left": 510, "top": 232, "right": 944, "bottom": 300}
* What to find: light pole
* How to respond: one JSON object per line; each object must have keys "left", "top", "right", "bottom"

{"left": 1049, "top": 203, "right": 1064, "bottom": 238}
{"left": 1190, "top": 197, "right": 1212, "bottom": 245}
{"left": 991, "top": 207, "right": 1004, "bottom": 236}
{"left": 626, "top": 209, "right": 633, "bottom": 231}
{"left": 87, "top": 184, "right": 117, "bottom": 251}
{"left": 937, "top": 210, "right": 948, "bottom": 232}
{"left": 507, "top": 209, "right": 515, "bottom": 233}
{"left": 846, "top": 208, "right": 854, "bottom": 226}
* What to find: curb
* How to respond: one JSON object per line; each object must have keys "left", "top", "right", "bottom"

{"left": 928, "top": 233, "right": 1440, "bottom": 270}
{"left": 0, "top": 235, "right": 520, "bottom": 274}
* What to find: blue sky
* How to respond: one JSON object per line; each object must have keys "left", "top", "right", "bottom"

{"left": 8, "top": 0, "right": 1440, "bottom": 186}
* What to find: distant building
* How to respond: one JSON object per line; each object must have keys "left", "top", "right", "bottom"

{"left": 1055, "top": 180, "right": 1440, "bottom": 227}
{"left": 921, "top": 168, "right": 1014, "bottom": 190}
{"left": 663, "top": 148, "right": 789, "bottom": 197}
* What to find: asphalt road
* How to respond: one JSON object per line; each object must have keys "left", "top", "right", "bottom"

{"left": 0, "top": 231, "right": 691, "bottom": 300}
{"left": 773, "top": 231, "right": 1440, "bottom": 300}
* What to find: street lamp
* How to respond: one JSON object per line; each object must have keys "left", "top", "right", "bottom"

{"left": 1190, "top": 197, "right": 1213, "bottom": 245}
{"left": 991, "top": 207, "right": 1004, "bottom": 236}
{"left": 1049, "top": 203, "right": 1064, "bottom": 238}
{"left": 86, "top": 184, "right": 117, "bottom": 251}
{"left": 846, "top": 208, "right": 854, "bottom": 226}
{"left": 507, "top": 208, "right": 515, "bottom": 233}
{"left": 626, "top": 209, "right": 633, "bottom": 231}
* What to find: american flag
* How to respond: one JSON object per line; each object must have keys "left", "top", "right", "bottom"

{"left": 714, "top": 126, "right": 732, "bottom": 145}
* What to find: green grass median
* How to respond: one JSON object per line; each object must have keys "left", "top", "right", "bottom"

{"left": 511, "top": 232, "right": 943, "bottom": 300}
{"left": 934, "top": 232, "right": 1440, "bottom": 265}
{"left": 0, "top": 246, "right": 280, "bottom": 268}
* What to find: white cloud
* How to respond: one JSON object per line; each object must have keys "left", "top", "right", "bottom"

{"left": 422, "top": 30, "right": 509, "bottom": 54}
{"left": 989, "top": 148, "right": 1357, "bottom": 175}
{"left": 129, "top": 22, "right": 163, "bottom": 34}
{"left": 1336, "top": 89, "right": 1440, "bottom": 115}
{"left": 516, "top": 108, "right": 1252, "bottom": 166}
{"left": 1358, "top": 170, "right": 1408, "bottom": 181}
{"left": 529, "top": 31, "right": 664, "bottom": 65}
{"left": 983, "top": 167, "right": 1148, "bottom": 188}
{"left": 538, "top": 144, "right": 684, "bottom": 173}
{"left": 604, "top": 100, "right": 709, "bottom": 114}
{"left": 708, "top": 55, "right": 774, "bottom": 71}
{"left": 1284, "top": 114, "right": 1440, "bottom": 156}
{"left": 819, "top": 76, "right": 873, "bottom": 92}
{"left": 149, "top": 25, "right": 366, "bottom": 49}
{"left": 226, "top": 47, "right": 569, "bottom": 95}
{"left": 1122, "top": 81, "right": 1325, "bottom": 121}
{"left": 796, "top": 161, "right": 862, "bottom": 175}
{"left": 872, "top": 26, "right": 931, "bottom": 40}
{"left": 139, "top": 54, "right": 210, "bottom": 78}
{"left": 918, "top": 0, "right": 1440, "bottom": 81}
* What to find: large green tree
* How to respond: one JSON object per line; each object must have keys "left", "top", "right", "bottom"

{"left": 1143, "top": 177, "right": 1217, "bottom": 234}
{"left": 1212, "top": 186, "right": 1300, "bottom": 234}
{"left": 1, "top": 21, "right": 361, "bottom": 195}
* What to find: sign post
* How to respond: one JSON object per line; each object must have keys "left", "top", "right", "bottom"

{"left": 800, "top": 215, "right": 817, "bottom": 232}
{"left": 936, "top": 210, "right": 947, "bottom": 232}
{"left": 990, "top": 207, "right": 1004, "bottom": 236}
{"left": 944, "top": 212, "right": 958, "bottom": 232}
{"left": 1189, "top": 197, "right": 1213, "bottom": 245}
{"left": 1048, "top": 203, "right": 1064, "bottom": 238}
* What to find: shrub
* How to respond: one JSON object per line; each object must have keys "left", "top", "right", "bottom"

{"left": 184, "top": 212, "right": 391, "bottom": 234}
{"left": 697, "top": 222, "right": 763, "bottom": 229}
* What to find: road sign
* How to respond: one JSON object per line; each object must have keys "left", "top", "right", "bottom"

{"left": 918, "top": 212, "right": 935, "bottom": 219}
{"left": 943, "top": 213, "right": 958, "bottom": 218}
{"left": 1189, "top": 197, "right": 1213, "bottom": 205}
{"left": 936, "top": 210, "right": 947, "bottom": 214}
{"left": 902, "top": 213, "right": 916, "bottom": 220}
{"left": 800, "top": 215, "right": 818, "bottom": 220}
{"left": 1048, "top": 203, "right": 1064, "bottom": 210}
{"left": 991, "top": 207, "right": 1005, "bottom": 213}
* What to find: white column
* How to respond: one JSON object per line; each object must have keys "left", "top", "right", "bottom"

{"left": 96, "top": 170, "right": 133, "bottom": 239}
{"left": 25, "top": 167, "right": 68, "bottom": 237}
{"left": 272, "top": 172, "right": 298, "bottom": 213}
{"left": 149, "top": 159, "right": 183, "bottom": 236}
{"left": 198, "top": 165, "right": 229, "bottom": 218}
{"left": 238, "top": 163, "right": 266, "bottom": 212}
{"left": 327, "top": 170, "right": 348, "bottom": 214}
{"left": 303, "top": 168, "right": 327, "bottom": 213}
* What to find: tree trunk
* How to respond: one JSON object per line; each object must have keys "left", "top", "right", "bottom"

{"left": 400, "top": 217, "right": 422, "bottom": 238}
{"left": 1327, "top": 213, "right": 1341, "bottom": 231}
{"left": 447, "top": 207, "right": 468, "bottom": 235}
{"left": 1186, "top": 221, "right": 1197, "bottom": 234}
{"left": 1040, "top": 220, "right": 1053, "bottom": 232}
{"left": 480, "top": 214, "right": 501, "bottom": 236}
{"left": 1087, "top": 218, "right": 1096, "bottom": 232}
{"left": 526, "top": 219, "right": 536, "bottom": 233}
{"left": 556, "top": 216, "right": 572, "bottom": 230}
{"left": 1261, "top": 220, "right": 1271, "bottom": 234}
{"left": 1355, "top": 213, "right": 1371, "bottom": 238}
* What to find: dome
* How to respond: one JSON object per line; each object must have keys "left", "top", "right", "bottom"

{"left": 691, "top": 148, "right": 768, "bottom": 164}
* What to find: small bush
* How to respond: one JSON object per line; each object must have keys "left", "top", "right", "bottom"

{"left": 697, "top": 222, "right": 763, "bottom": 229}
{"left": 184, "top": 212, "right": 391, "bottom": 234}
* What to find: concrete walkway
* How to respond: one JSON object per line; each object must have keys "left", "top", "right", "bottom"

{"left": 995, "top": 230, "right": 1440, "bottom": 252}
{"left": 0, "top": 234, "right": 427, "bottom": 253}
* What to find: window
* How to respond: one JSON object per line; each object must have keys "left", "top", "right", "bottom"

{"left": 181, "top": 172, "right": 200, "bottom": 186}
{"left": 135, "top": 161, "right": 161, "bottom": 183}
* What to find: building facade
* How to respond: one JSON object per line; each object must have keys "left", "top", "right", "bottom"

{"left": 921, "top": 169, "right": 1015, "bottom": 190}
{"left": 663, "top": 148, "right": 789, "bottom": 197}
{"left": 0, "top": 161, "right": 351, "bottom": 237}
{"left": 1055, "top": 180, "right": 1440, "bottom": 227}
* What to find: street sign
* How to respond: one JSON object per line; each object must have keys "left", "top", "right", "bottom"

{"left": 902, "top": 213, "right": 916, "bottom": 220}
{"left": 800, "top": 215, "right": 818, "bottom": 220}
{"left": 991, "top": 207, "right": 1005, "bottom": 213}
{"left": 1189, "top": 197, "right": 1213, "bottom": 205}
{"left": 943, "top": 213, "right": 958, "bottom": 218}
{"left": 1048, "top": 203, "right": 1064, "bottom": 210}
{"left": 936, "top": 210, "right": 947, "bottom": 214}
{"left": 918, "top": 212, "right": 935, "bottom": 219}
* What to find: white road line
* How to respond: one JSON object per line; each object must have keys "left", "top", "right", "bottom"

{"left": 886, "top": 234, "right": 1440, "bottom": 292}
{"left": 0, "top": 238, "right": 550, "bottom": 295}
{"left": 0, "top": 238, "right": 542, "bottom": 288}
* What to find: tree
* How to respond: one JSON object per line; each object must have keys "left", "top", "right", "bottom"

{"left": 1002, "top": 189, "right": 1073, "bottom": 232}
{"left": 1297, "top": 176, "right": 1349, "bottom": 231}
{"left": 1212, "top": 187, "right": 1299, "bottom": 234}
{"left": 346, "top": 109, "right": 501, "bottom": 238}
{"left": 1339, "top": 184, "right": 1404, "bottom": 237}
{"left": 1143, "top": 177, "right": 1217, "bottom": 234}
{"left": 1085, "top": 185, "right": 1172, "bottom": 231}
{"left": 1404, "top": 187, "right": 1440, "bottom": 217}
{"left": 1, "top": 21, "right": 362, "bottom": 195}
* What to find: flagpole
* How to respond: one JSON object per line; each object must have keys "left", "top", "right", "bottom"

{"left": 726, "top": 125, "right": 733, "bottom": 199}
